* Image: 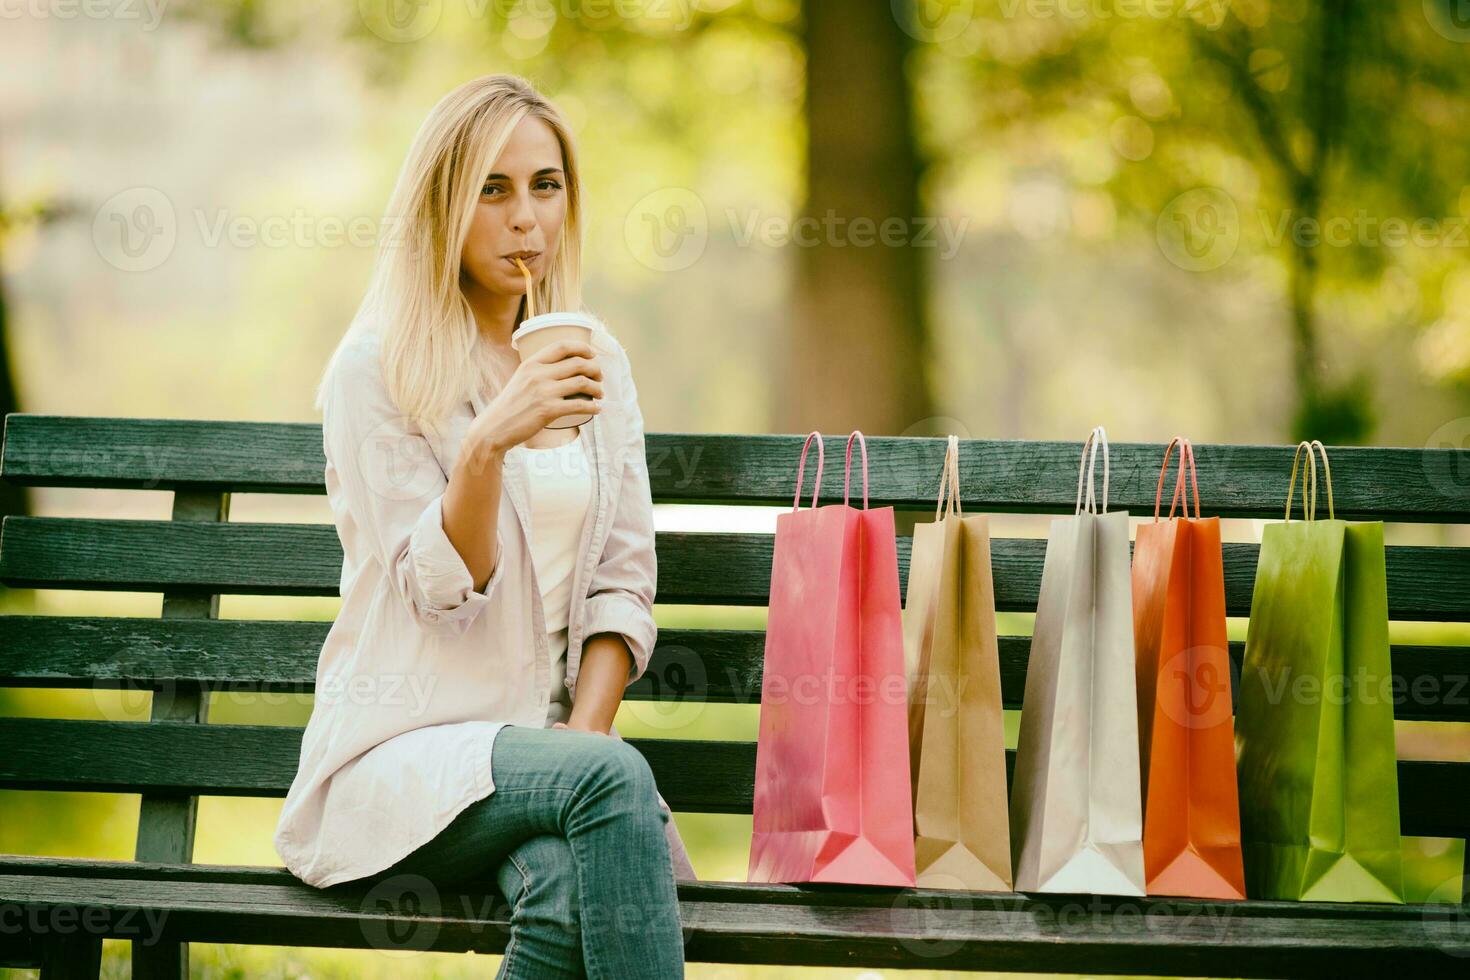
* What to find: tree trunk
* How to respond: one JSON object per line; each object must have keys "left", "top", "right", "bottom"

{"left": 778, "top": 0, "right": 934, "bottom": 438}
{"left": 0, "top": 191, "right": 28, "bottom": 524}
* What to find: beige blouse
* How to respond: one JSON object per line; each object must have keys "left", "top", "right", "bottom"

{"left": 273, "top": 317, "right": 696, "bottom": 888}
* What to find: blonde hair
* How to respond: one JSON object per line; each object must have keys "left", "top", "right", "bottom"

{"left": 316, "top": 73, "right": 615, "bottom": 429}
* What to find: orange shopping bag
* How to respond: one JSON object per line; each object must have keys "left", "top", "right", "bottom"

{"left": 1131, "top": 437, "right": 1246, "bottom": 899}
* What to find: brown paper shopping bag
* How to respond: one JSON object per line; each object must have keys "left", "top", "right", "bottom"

{"left": 903, "top": 435, "right": 1012, "bottom": 891}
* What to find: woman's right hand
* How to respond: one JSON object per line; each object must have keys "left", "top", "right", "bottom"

{"left": 471, "top": 339, "right": 604, "bottom": 454}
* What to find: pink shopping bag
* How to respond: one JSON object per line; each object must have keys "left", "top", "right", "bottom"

{"left": 748, "top": 431, "right": 918, "bottom": 886}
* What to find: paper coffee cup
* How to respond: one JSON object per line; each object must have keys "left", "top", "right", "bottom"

{"left": 511, "top": 312, "right": 598, "bottom": 430}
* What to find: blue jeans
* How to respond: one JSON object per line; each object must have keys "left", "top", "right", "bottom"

{"left": 366, "top": 723, "right": 685, "bottom": 979}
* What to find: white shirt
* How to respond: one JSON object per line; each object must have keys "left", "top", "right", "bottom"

{"left": 510, "top": 430, "right": 593, "bottom": 726}
{"left": 272, "top": 317, "right": 696, "bottom": 888}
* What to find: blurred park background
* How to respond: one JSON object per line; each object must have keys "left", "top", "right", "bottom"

{"left": 3, "top": 1, "right": 1470, "bottom": 976}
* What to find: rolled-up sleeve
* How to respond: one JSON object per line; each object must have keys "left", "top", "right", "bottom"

{"left": 322, "top": 341, "right": 505, "bottom": 638}
{"left": 582, "top": 343, "right": 658, "bottom": 686}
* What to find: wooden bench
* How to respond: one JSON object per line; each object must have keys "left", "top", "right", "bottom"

{"left": 0, "top": 413, "right": 1467, "bottom": 977}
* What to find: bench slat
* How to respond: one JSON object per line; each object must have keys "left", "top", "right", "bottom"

{"left": 1, "top": 718, "right": 1465, "bottom": 838}
{"left": 4, "top": 518, "right": 1469, "bottom": 621}
{"left": 3, "top": 617, "right": 1467, "bottom": 723}
{"left": 0, "top": 857, "right": 1464, "bottom": 973}
{"left": 5, "top": 416, "right": 1468, "bottom": 522}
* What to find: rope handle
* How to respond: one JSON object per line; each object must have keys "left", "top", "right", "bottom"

{"left": 1074, "top": 426, "right": 1110, "bottom": 515}
{"left": 1311, "top": 439, "right": 1335, "bottom": 520}
{"left": 792, "top": 431, "right": 824, "bottom": 512}
{"left": 1153, "top": 436, "right": 1201, "bottom": 521}
{"left": 1283, "top": 440, "right": 1338, "bottom": 522}
{"left": 843, "top": 430, "right": 870, "bottom": 510}
{"left": 934, "top": 435, "right": 963, "bottom": 520}
{"left": 1284, "top": 438, "right": 1337, "bottom": 522}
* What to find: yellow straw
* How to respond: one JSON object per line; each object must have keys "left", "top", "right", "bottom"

{"left": 514, "top": 257, "right": 535, "bottom": 320}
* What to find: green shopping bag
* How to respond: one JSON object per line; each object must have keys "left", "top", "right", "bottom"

{"left": 1235, "top": 440, "right": 1405, "bottom": 903}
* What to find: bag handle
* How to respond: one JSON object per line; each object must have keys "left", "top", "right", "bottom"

{"left": 1284, "top": 439, "right": 1338, "bottom": 522}
{"left": 792, "top": 430, "right": 824, "bottom": 512}
{"left": 843, "top": 430, "right": 870, "bottom": 510}
{"left": 1311, "top": 440, "right": 1335, "bottom": 520}
{"left": 934, "top": 434, "right": 963, "bottom": 520}
{"left": 1153, "top": 436, "right": 1201, "bottom": 521}
{"left": 1074, "top": 426, "right": 1110, "bottom": 515}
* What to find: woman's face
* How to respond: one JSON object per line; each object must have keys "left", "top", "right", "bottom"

{"left": 459, "top": 114, "right": 567, "bottom": 301}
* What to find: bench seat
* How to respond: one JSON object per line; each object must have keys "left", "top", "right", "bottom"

{"left": 3, "top": 854, "right": 1467, "bottom": 976}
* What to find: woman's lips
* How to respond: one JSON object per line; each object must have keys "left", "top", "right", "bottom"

{"left": 503, "top": 252, "right": 540, "bottom": 269}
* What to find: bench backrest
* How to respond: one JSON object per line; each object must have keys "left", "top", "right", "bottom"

{"left": 1, "top": 415, "right": 1467, "bottom": 872}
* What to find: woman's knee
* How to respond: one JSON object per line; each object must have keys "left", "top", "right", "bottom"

{"left": 497, "top": 833, "right": 581, "bottom": 933}
{"left": 568, "top": 733, "right": 659, "bottom": 807}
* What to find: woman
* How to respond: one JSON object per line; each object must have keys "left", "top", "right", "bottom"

{"left": 274, "top": 74, "right": 693, "bottom": 978}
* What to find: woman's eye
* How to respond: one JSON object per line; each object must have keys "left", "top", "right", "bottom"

{"left": 481, "top": 181, "right": 558, "bottom": 196}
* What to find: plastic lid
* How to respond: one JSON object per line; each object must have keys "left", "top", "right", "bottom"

{"left": 511, "top": 312, "right": 598, "bottom": 351}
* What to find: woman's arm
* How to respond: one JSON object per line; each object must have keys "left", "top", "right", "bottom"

{"left": 322, "top": 339, "right": 508, "bottom": 637}
{"left": 444, "top": 430, "right": 511, "bottom": 592}
{"left": 562, "top": 633, "right": 634, "bottom": 734}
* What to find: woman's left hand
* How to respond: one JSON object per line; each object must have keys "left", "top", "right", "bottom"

{"left": 552, "top": 720, "right": 610, "bottom": 736}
